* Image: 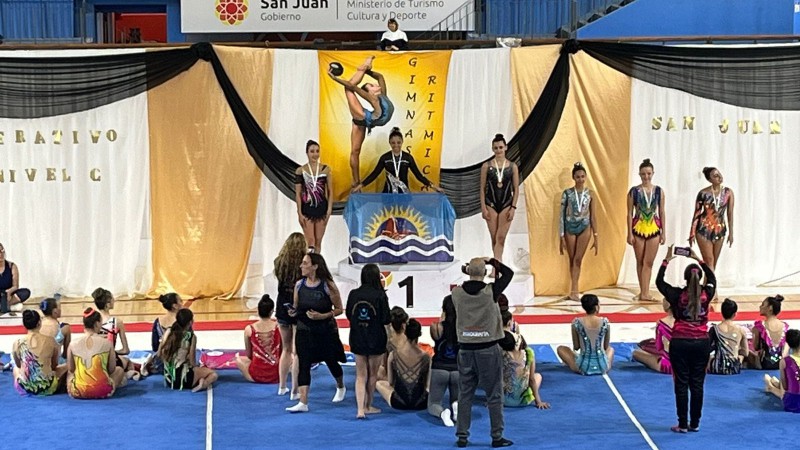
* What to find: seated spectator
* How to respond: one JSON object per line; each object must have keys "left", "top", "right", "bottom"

{"left": 67, "top": 308, "right": 125, "bottom": 399}
{"left": 632, "top": 299, "right": 673, "bottom": 374}
{"left": 39, "top": 297, "right": 71, "bottom": 364}
{"left": 427, "top": 295, "right": 459, "bottom": 427}
{"left": 158, "top": 309, "right": 218, "bottom": 392}
{"left": 92, "top": 287, "right": 138, "bottom": 379}
{"left": 236, "top": 295, "right": 281, "bottom": 383}
{"left": 708, "top": 299, "right": 748, "bottom": 374}
{"left": 380, "top": 19, "right": 408, "bottom": 51}
{"left": 0, "top": 242, "right": 31, "bottom": 314}
{"left": 749, "top": 295, "right": 788, "bottom": 370}
{"left": 764, "top": 329, "right": 800, "bottom": 413}
{"left": 557, "top": 294, "right": 614, "bottom": 375}
{"left": 141, "top": 293, "right": 183, "bottom": 376}
{"left": 500, "top": 311, "right": 549, "bottom": 409}
{"left": 376, "top": 318, "right": 430, "bottom": 410}
{"left": 12, "top": 310, "right": 66, "bottom": 396}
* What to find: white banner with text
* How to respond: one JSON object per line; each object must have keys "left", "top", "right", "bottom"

{"left": 181, "top": 0, "right": 472, "bottom": 32}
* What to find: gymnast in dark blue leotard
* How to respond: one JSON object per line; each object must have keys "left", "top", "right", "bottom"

{"left": 327, "top": 56, "right": 395, "bottom": 186}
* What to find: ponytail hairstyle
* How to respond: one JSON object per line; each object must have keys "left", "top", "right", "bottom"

{"left": 305, "top": 139, "right": 319, "bottom": 153}
{"left": 639, "top": 158, "right": 654, "bottom": 171}
{"left": 404, "top": 318, "right": 422, "bottom": 342}
{"left": 492, "top": 133, "right": 506, "bottom": 145}
{"left": 441, "top": 295, "right": 457, "bottom": 348}
{"left": 765, "top": 294, "right": 784, "bottom": 315}
{"left": 40, "top": 297, "right": 58, "bottom": 317}
{"left": 684, "top": 264, "right": 703, "bottom": 321}
{"left": 22, "top": 309, "right": 41, "bottom": 330}
{"left": 572, "top": 162, "right": 586, "bottom": 176}
{"left": 158, "top": 308, "right": 194, "bottom": 361}
{"left": 702, "top": 166, "right": 717, "bottom": 182}
{"left": 159, "top": 293, "right": 181, "bottom": 312}
{"left": 389, "top": 127, "right": 403, "bottom": 141}
{"left": 82, "top": 307, "right": 102, "bottom": 330}
{"left": 91, "top": 287, "right": 113, "bottom": 311}
{"left": 390, "top": 306, "right": 409, "bottom": 333}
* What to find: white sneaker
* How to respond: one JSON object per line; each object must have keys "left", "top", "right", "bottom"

{"left": 278, "top": 387, "right": 289, "bottom": 396}
{"left": 441, "top": 409, "right": 455, "bottom": 427}
{"left": 286, "top": 402, "right": 308, "bottom": 413}
{"left": 290, "top": 392, "right": 300, "bottom": 400}
{"left": 332, "top": 386, "right": 346, "bottom": 402}
{"left": 451, "top": 401, "right": 458, "bottom": 422}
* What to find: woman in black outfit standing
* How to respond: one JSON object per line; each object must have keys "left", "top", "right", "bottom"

{"left": 347, "top": 263, "right": 391, "bottom": 419}
{"left": 286, "top": 253, "right": 347, "bottom": 413}
{"left": 656, "top": 245, "right": 716, "bottom": 433}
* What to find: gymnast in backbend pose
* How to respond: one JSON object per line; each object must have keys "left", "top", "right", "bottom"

{"left": 480, "top": 134, "right": 520, "bottom": 267}
{"left": 688, "top": 166, "right": 734, "bottom": 272}
{"left": 327, "top": 55, "right": 395, "bottom": 185}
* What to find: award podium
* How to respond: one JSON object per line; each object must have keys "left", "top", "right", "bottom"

{"left": 336, "top": 193, "right": 534, "bottom": 315}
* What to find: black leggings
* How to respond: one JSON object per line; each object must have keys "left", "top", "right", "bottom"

{"left": 669, "top": 338, "right": 711, "bottom": 429}
{"left": 298, "top": 356, "right": 343, "bottom": 387}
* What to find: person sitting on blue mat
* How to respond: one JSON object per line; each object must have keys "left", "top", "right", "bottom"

{"left": 0, "top": 242, "right": 31, "bottom": 314}
{"left": 375, "top": 318, "right": 430, "bottom": 412}
{"left": 158, "top": 308, "right": 218, "bottom": 392}
{"left": 556, "top": 294, "right": 614, "bottom": 376}
{"left": 764, "top": 328, "right": 800, "bottom": 413}
{"left": 499, "top": 311, "right": 549, "bottom": 409}
{"left": 39, "top": 297, "right": 71, "bottom": 365}
{"left": 67, "top": 308, "right": 126, "bottom": 399}
{"left": 12, "top": 310, "right": 66, "bottom": 396}
{"left": 140, "top": 293, "right": 183, "bottom": 377}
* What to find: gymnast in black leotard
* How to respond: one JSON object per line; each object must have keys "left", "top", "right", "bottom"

{"left": 480, "top": 134, "right": 520, "bottom": 265}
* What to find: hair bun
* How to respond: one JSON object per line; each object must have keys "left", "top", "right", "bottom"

{"left": 775, "top": 294, "right": 784, "bottom": 302}
{"left": 391, "top": 127, "right": 400, "bottom": 132}
{"left": 574, "top": 162, "right": 584, "bottom": 168}
{"left": 494, "top": 133, "right": 504, "bottom": 140}
{"left": 91, "top": 287, "right": 103, "bottom": 300}
{"left": 642, "top": 158, "right": 651, "bottom": 164}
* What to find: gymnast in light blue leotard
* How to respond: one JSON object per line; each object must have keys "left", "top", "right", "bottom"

{"left": 39, "top": 297, "right": 71, "bottom": 365}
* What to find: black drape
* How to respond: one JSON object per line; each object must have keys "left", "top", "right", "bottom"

{"left": 0, "top": 46, "right": 201, "bottom": 118}
{"left": 439, "top": 49, "right": 570, "bottom": 217}
{"left": 580, "top": 40, "right": 800, "bottom": 111}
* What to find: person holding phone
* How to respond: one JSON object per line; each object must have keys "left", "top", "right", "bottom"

{"left": 656, "top": 245, "right": 716, "bottom": 433}
{"left": 688, "top": 167, "right": 734, "bottom": 272}
{"left": 627, "top": 159, "right": 666, "bottom": 301}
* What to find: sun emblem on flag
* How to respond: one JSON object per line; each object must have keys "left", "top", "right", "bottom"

{"left": 215, "top": 0, "right": 249, "bottom": 25}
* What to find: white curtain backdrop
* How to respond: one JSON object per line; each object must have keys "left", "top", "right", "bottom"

{"left": 0, "top": 49, "right": 150, "bottom": 297}
{"left": 619, "top": 79, "right": 800, "bottom": 290}
{"left": 0, "top": 95, "right": 149, "bottom": 297}
{"left": 245, "top": 48, "right": 522, "bottom": 295}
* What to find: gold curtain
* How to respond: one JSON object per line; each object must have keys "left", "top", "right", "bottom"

{"left": 147, "top": 46, "right": 272, "bottom": 298}
{"left": 513, "top": 48, "right": 631, "bottom": 295}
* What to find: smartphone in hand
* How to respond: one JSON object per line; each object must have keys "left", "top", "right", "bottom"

{"left": 674, "top": 246, "right": 692, "bottom": 257}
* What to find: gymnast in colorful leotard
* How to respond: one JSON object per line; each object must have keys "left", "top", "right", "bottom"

{"left": 556, "top": 295, "right": 615, "bottom": 376}
{"left": 749, "top": 295, "right": 789, "bottom": 370}
{"left": 764, "top": 328, "right": 800, "bottom": 413}
{"left": 627, "top": 159, "right": 666, "bottom": 301}
{"left": 688, "top": 166, "right": 734, "bottom": 272}
{"left": 12, "top": 310, "right": 66, "bottom": 396}
{"left": 39, "top": 297, "right": 71, "bottom": 364}
{"left": 632, "top": 299, "right": 674, "bottom": 374}
{"left": 480, "top": 134, "right": 520, "bottom": 266}
{"left": 327, "top": 55, "right": 395, "bottom": 185}
{"left": 559, "top": 162, "right": 598, "bottom": 301}
{"left": 67, "top": 308, "right": 126, "bottom": 399}
{"left": 500, "top": 311, "right": 549, "bottom": 409}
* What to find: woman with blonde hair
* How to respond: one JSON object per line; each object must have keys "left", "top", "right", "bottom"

{"left": 274, "top": 232, "right": 307, "bottom": 398}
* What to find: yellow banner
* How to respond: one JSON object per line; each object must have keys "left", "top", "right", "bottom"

{"left": 318, "top": 50, "right": 451, "bottom": 201}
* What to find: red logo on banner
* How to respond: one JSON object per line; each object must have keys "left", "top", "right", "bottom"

{"left": 215, "top": 0, "right": 249, "bottom": 25}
